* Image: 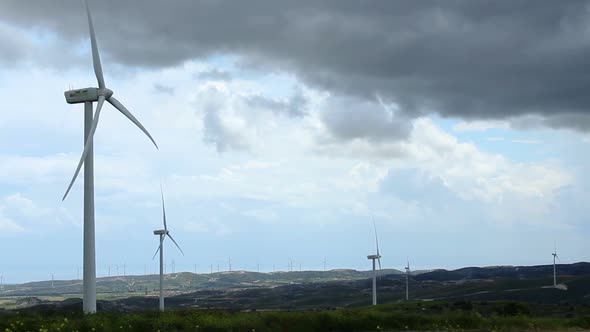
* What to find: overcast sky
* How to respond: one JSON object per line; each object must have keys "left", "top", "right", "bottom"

{"left": 0, "top": 0, "right": 589, "bottom": 283}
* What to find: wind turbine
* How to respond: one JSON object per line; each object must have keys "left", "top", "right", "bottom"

{"left": 405, "top": 260, "right": 410, "bottom": 300}
{"left": 552, "top": 245, "right": 559, "bottom": 288}
{"left": 62, "top": 0, "right": 158, "bottom": 314}
{"left": 367, "top": 220, "right": 382, "bottom": 306}
{"left": 152, "top": 186, "right": 184, "bottom": 312}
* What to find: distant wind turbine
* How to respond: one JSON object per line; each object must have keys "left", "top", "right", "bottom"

{"left": 152, "top": 186, "right": 184, "bottom": 312}
{"left": 405, "top": 260, "right": 410, "bottom": 300}
{"left": 62, "top": 0, "right": 158, "bottom": 314}
{"left": 367, "top": 219, "right": 382, "bottom": 306}
{"left": 552, "top": 244, "right": 559, "bottom": 287}
{"left": 550, "top": 244, "right": 568, "bottom": 290}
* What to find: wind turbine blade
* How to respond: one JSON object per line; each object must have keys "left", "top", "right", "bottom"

{"left": 372, "top": 217, "right": 380, "bottom": 256}
{"left": 151, "top": 244, "right": 161, "bottom": 260}
{"left": 160, "top": 184, "right": 167, "bottom": 231}
{"left": 377, "top": 257, "right": 382, "bottom": 270}
{"left": 62, "top": 95, "right": 105, "bottom": 200}
{"left": 108, "top": 96, "right": 158, "bottom": 149}
{"left": 166, "top": 233, "right": 184, "bottom": 256}
{"left": 85, "top": 0, "right": 105, "bottom": 89}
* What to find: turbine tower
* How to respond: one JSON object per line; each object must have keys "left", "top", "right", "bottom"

{"left": 367, "top": 220, "right": 382, "bottom": 306}
{"left": 62, "top": 0, "right": 158, "bottom": 314}
{"left": 405, "top": 260, "right": 410, "bottom": 300}
{"left": 152, "top": 186, "right": 184, "bottom": 312}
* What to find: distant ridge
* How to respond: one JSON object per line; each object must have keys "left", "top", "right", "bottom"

{"left": 414, "top": 262, "right": 590, "bottom": 282}
{"left": 1, "top": 262, "right": 589, "bottom": 311}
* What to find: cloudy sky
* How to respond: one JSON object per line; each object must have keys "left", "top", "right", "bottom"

{"left": 0, "top": 0, "right": 589, "bottom": 283}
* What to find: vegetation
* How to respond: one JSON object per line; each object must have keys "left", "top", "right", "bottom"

{"left": 0, "top": 301, "right": 589, "bottom": 332}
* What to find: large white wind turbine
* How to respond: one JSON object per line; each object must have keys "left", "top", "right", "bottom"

{"left": 367, "top": 220, "right": 382, "bottom": 306}
{"left": 152, "top": 186, "right": 184, "bottom": 312}
{"left": 62, "top": 0, "right": 158, "bottom": 314}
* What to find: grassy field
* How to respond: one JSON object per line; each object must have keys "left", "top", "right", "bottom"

{"left": 0, "top": 301, "right": 589, "bottom": 332}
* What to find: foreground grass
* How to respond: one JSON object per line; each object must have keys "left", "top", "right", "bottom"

{"left": 0, "top": 301, "right": 589, "bottom": 332}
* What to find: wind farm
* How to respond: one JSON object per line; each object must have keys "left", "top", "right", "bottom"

{"left": 1, "top": 0, "right": 590, "bottom": 331}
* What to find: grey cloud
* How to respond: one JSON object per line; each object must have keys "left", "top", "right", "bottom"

{"left": 0, "top": 24, "right": 29, "bottom": 65}
{"left": 320, "top": 96, "right": 412, "bottom": 142}
{"left": 379, "top": 169, "right": 457, "bottom": 205}
{"left": 2, "top": 1, "right": 590, "bottom": 132}
{"left": 199, "top": 87, "right": 250, "bottom": 153}
{"left": 202, "top": 110, "right": 248, "bottom": 153}
{"left": 196, "top": 69, "right": 232, "bottom": 81}
{"left": 153, "top": 83, "right": 174, "bottom": 95}
{"left": 243, "top": 89, "right": 307, "bottom": 118}
{"left": 0, "top": 22, "right": 84, "bottom": 68}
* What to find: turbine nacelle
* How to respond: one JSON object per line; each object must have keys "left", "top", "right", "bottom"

{"left": 153, "top": 229, "right": 169, "bottom": 235}
{"left": 65, "top": 88, "right": 114, "bottom": 104}
{"left": 65, "top": 88, "right": 98, "bottom": 104}
{"left": 367, "top": 254, "right": 381, "bottom": 260}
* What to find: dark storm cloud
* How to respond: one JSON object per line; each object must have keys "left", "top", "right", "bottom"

{"left": 2, "top": 1, "right": 590, "bottom": 130}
